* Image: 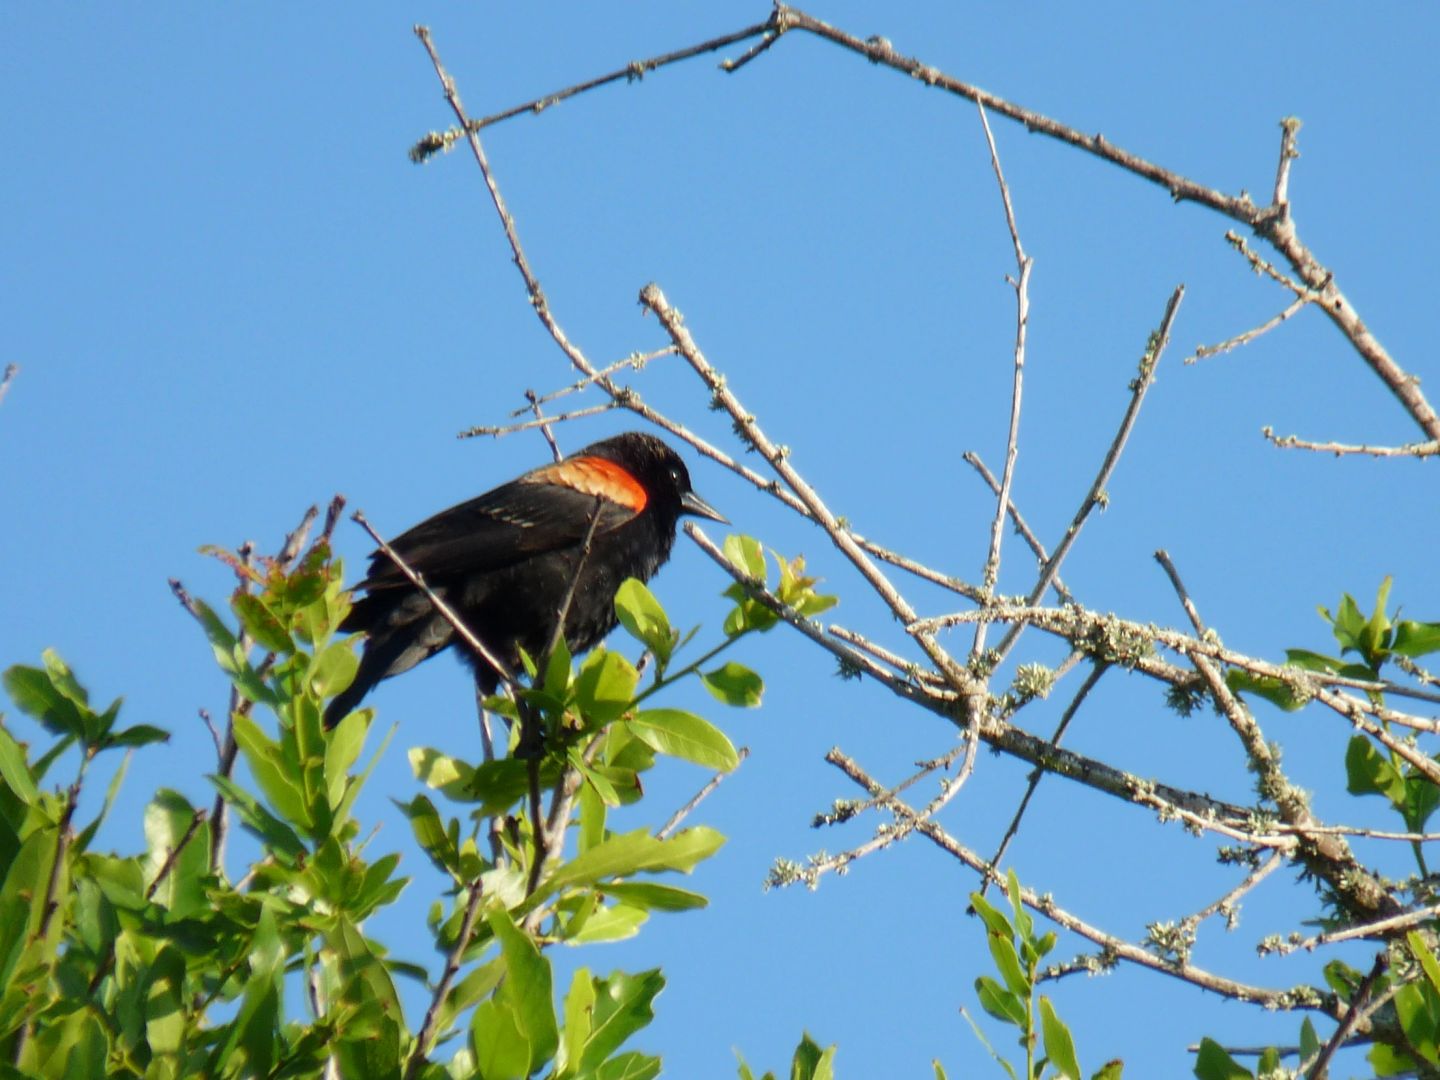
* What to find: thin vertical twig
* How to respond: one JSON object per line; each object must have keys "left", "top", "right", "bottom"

{"left": 404, "top": 878, "right": 487, "bottom": 1080}
{"left": 980, "top": 662, "right": 1107, "bottom": 894}
{"left": 992, "top": 285, "right": 1184, "bottom": 664}
{"left": 972, "top": 101, "right": 1033, "bottom": 663}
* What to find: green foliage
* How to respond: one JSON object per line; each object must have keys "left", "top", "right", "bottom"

{"left": 0, "top": 531, "right": 816, "bottom": 1076}
{"left": 735, "top": 1032, "right": 837, "bottom": 1080}
{"left": 965, "top": 870, "right": 1116, "bottom": 1080}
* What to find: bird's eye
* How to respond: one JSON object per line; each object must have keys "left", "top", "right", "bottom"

{"left": 670, "top": 467, "right": 681, "bottom": 483}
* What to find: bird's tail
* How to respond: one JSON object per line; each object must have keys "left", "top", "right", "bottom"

{"left": 323, "top": 613, "right": 454, "bottom": 729}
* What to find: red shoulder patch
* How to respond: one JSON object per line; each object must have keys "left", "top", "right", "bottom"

{"left": 527, "top": 456, "right": 649, "bottom": 512}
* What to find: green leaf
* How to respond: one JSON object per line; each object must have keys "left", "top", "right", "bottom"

{"left": 1298, "top": 1018, "right": 1320, "bottom": 1063}
{"left": 574, "top": 650, "right": 640, "bottom": 725}
{"left": 1359, "top": 576, "right": 1394, "bottom": 664}
{"left": 210, "top": 774, "right": 305, "bottom": 860}
{"left": 1192, "top": 1037, "right": 1250, "bottom": 1080}
{"left": 410, "top": 746, "right": 477, "bottom": 802}
{"left": 986, "top": 928, "right": 1029, "bottom": 1000}
{"left": 489, "top": 908, "right": 559, "bottom": 1069}
{"left": 1091, "top": 1061, "right": 1124, "bottom": 1080}
{"left": 462, "top": 756, "right": 565, "bottom": 817}
{"left": 539, "top": 827, "right": 724, "bottom": 902}
{"left": 595, "top": 1051, "right": 663, "bottom": 1080}
{"left": 1284, "top": 648, "right": 1345, "bottom": 673}
{"left": 627, "top": 709, "right": 739, "bottom": 771}
{"left": 1345, "top": 735, "right": 1406, "bottom": 804}
{"left": 0, "top": 722, "right": 39, "bottom": 805}
{"left": 561, "top": 966, "right": 596, "bottom": 1075}
{"left": 974, "top": 976, "right": 1025, "bottom": 1028}
{"left": 572, "top": 748, "right": 622, "bottom": 807}
{"left": 143, "top": 946, "right": 187, "bottom": 1073}
{"left": 190, "top": 598, "right": 278, "bottom": 705}
{"left": 397, "top": 795, "right": 461, "bottom": 879}
{"left": 1039, "top": 997, "right": 1081, "bottom": 1080}
{"left": 578, "top": 777, "right": 606, "bottom": 855}
{"left": 104, "top": 723, "right": 169, "bottom": 750}
{"left": 700, "top": 662, "right": 765, "bottom": 708}
{"left": 1225, "top": 670, "right": 1305, "bottom": 712}
{"left": 1394, "top": 621, "right": 1440, "bottom": 658}
{"left": 790, "top": 1033, "right": 836, "bottom": 1080}
{"left": 599, "top": 881, "right": 708, "bottom": 912}
{"left": 723, "top": 535, "right": 767, "bottom": 581}
{"left": 4, "top": 662, "right": 91, "bottom": 744}
{"left": 565, "top": 902, "right": 648, "bottom": 944}
{"left": 580, "top": 969, "right": 664, "bottom": 1072}
{"left": 437, "top": 956, "right": 505, "bottom": 1037}
{"left": 543, "top": 635, "right": 573, "bottom": 699}
{"left": 471, "top": 998, "right": 531, "bottom": 1080}
{"left": 969, "top": 892, "right": 1016, "bottom": 942}
{"left": 615, "top": 579, "right": 675, "bottom": 665}
{"left": 232, "top": 593, "right": 295, "bottom": 655}
{"left": 306, "top": 641, "right": 359, "bottom": 700}
{"left": 231, "top": 713, "right": 312, "bottom": 830}
{"left": 324, "top": 709, "right": 367, "bottom": 811}
{"left": 1411, "top": 931, "right": 1440, "bottom": 996}
{"left": 217, "top": 905, "right": 284, "bottom": 1077}
{"left": 143, "top": 789, "right": 208, "bottom": 918}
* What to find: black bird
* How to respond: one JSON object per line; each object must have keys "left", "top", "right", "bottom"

{"left": 324, "top": 432, "right": 726, "bottom": 728}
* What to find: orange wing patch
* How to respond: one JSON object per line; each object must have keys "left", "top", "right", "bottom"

{"left": 527, "top": 456, "right": 649, "bottom": 512}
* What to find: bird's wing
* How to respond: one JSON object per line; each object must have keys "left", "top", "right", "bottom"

{"left": 357, "top": 470, "right": 641, "bottom": 591}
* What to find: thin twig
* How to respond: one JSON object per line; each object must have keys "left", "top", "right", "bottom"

{"left": 972, "top": 100, "right": 1032, "bottom": 664}
{"left": 1177, "top": 851, "right": 1283, "bottom": 938}
{"left": 459, "top": 401, "right": 620, "bottom": 440}
{"left": 352, "top": 510, "right": 517, "bottom": 688}
{"left": 409, "top": 18, "right": 775, "bottom": 161}
{"left": 719, "top": 29, "right": 781, "bottom": 73}
{"left": 509, "top": 349, "right": 674, "bottom": 416}
{"left": 993, "top": 285, "right": 1184, "bottom": 663}
{"left": 1261, "top": 429, "right": 1440, "bottom": 458}
{"left": 0, "top": 363, "right": 17, "bottom": 409}
{"left": 525, "top": 500, "right": 607, "bottom": 898}
{"left": 658, "top": 748, "right": 750, "bottom": 838}
{"left": 1187, "top": 293, "right": 1310, "bottom": 365}
{"left": 145, "top": 808, "right": 208, "bottom": 901}
{"left": 1154, "top": 550, "right": 1205, "bottom": 635}
{"left": 981, "top": 662, "right": 1107, "bottom": 892}
{"left": 211, "top": 538, "right": 254, "bottom": 876}
{"left": 1273, "top": 117, "right": 1302, "bottom": 212}
{"left": 963, "top": 452, "right": 1073, "bottom": 606}
{"left": 1304, "top": 951, "right": 1387, "bottom": 1079}
{"left": 404, "top": 877, "right": 486, "bottom": 1080}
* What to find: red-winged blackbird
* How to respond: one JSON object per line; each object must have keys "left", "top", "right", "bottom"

{"left": 323, "top": 432, "right": 725, "bottom": 728}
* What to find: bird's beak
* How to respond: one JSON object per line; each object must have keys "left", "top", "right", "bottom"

{"left": 681, "top": 489, "right": 728, "bottom": 525}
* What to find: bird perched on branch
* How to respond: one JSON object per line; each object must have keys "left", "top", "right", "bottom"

{"left": 323, "top": 431, "right": 726, "bottom": 729}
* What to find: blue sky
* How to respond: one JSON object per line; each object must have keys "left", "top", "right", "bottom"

{"left": 5, "top": 4, "right": 1439, "bottom": 1076}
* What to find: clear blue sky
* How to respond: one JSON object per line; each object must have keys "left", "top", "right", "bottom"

{"left": 4, "top": 5, "right": 1438, "bottom": 1076}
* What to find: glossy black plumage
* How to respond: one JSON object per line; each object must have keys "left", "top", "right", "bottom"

{"left": 323, "top": 432, "right": 724, "bottom": 728}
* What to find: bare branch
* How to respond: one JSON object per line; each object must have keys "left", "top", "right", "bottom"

{"left": 658, "top": 748, "right": 750, "bottom": 839}
{"left": 993, "top": 285, "right": 1184, "bottom": 663}
{"left": 1261, "top": 429, "right": 1440, "bottom": 459}
{"left": 973, "top": 100, "right": 1033, "bottom": 663}
{"left": 404, "top": 878, "right": 486, "bottom": 1079}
